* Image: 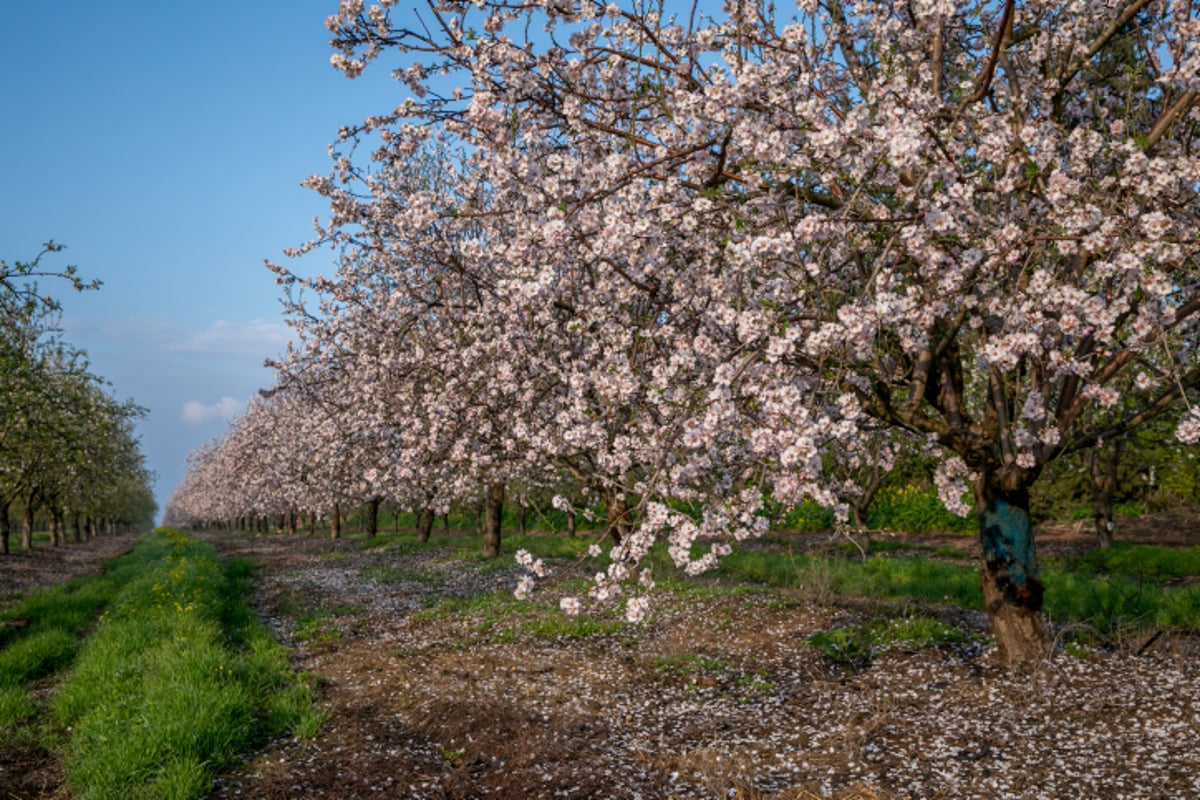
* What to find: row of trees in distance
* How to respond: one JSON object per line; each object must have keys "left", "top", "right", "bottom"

{"left": 1, "top": 244, "right": 157, "bottom": 553}
{"left": 167, "top": 0, "right": 1199, "bottom": 665}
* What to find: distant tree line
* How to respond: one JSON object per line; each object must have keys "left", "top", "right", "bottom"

{"left": 1, "top": 243, "right": 157, "bottom": 553}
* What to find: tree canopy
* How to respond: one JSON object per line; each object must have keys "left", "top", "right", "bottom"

{"left": 169, "top": 0, "right": 1199, "bottom": 663}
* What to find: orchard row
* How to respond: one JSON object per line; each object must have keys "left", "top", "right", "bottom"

{"left": 1, "top": 244, "right": 156, "bottom": 553}
{"left": 166, "top": 0, "right": 1200, "bottom": 664}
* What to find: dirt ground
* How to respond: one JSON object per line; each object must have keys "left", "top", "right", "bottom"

{"left": 2, "top": 517, "right": 1200, "bottom": 799}
{"left": 0, "top": 533, "right": 138, "bottom": 606}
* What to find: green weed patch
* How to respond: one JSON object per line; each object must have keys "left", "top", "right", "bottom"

{"left": 809, "top": 616, "right": 977, "bottom": 668}
{"left": 1077, "top": 543, "right": 1200, "bottom": 579}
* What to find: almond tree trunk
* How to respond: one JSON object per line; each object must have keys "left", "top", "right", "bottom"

{"left": 51, "top": 508, "right": 65, "bottom": 547}
{"left": 1088, "top": 440, "right": 1122, "bottom": 549}
{"left": 482, "top": 482, "right": 505, "bottom": 558}
{"left": 850, "top": 464, "right": 886, "bottom": 530}
{"left": 604, "top": 489, "right": 631, "bottom": 544}
{"left": 22, "top": 496, "right": 35, "bottom": 551}
{"left": 977, "top": 480, "right": 1049, "bottom": 666}
{"left": 72, "top": 512, "right": 84, "bottom": 543}
{"left": 331, "top": 504, "right": 342, "bottom": 540}
{"left": 567, "top": 509, "right": 577, "bottom": 538}
{"left": 418, "top": 506, "right": 435, "bottom": 543}
{"left": 0, "top": 501, "right": 11, "bottom": 555}
{"left": 365, "top": 497, "right": 381, "bottom": 538}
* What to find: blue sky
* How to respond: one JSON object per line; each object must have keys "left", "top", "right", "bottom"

{"left": 1, "top": 2, "right": 403, "bottom": 517}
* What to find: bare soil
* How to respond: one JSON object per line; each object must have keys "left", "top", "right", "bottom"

{"left": 3, "top": 518, "right": 1200, "bottom": 799}
{"left": 0, "top": 533, "right": 138, "bottom": 606}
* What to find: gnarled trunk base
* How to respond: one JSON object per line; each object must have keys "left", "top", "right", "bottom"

{"left": 981, "top": 566, "right": 1049, "bottom": 666}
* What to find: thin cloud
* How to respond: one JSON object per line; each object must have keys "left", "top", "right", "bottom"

{"left": 173, "top": 319, "right": 291, "bottom": 359}
{"left": 181, "top": 396, "right": 243, "bottom": 425}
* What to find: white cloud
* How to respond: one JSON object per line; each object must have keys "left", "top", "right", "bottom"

{"left": 181, "top": 396, "right": 243, "bottom": 425}
{"left": 173, "top": 318, "right": 291, "bottom": 359}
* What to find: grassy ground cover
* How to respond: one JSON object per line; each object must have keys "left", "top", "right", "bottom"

{"left": 1, "top": 528, "right": 323, "bottom": 800}
{"left": 403, "top": 526, "right": 1200, "bottom": 643}
{"left": 337, "top": 522, "right": 1200, "bottom": 651}
{"left": 717, "top": 542, "right": 1200, "bottom": 640}
{"left": 1, "top": 548, "right": 140, "bottom": 738}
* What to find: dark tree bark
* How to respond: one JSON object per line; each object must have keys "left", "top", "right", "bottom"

{"left": 567, "top": 509, "right": 577, "bottom": 538}
{"left": 976, "top": 479, "right": 1049, "bottom": 666}
{"left": 50, "top": 508, "right": 65, "bottom": 547}
{"left": 365, "top": 497, "right": 381, "bottom": 538}
{"left": 72, "top": 512, "right": 83, "bottom": 543}
{"left": 518, "top": 501, "right": 528, "bottom": 535}
{"left": 482, "top": 482, "right": 505, "bottom": 558}
{"left": 849, "top": 464, "right": 887, "bottom": 530}
{"left": 21, "top": 494, "right": 35, "bottom": 551}
{"left": 288, "top": 509, "right": 299, "bottom": 536}
{"left": 331, "top": 504, "right": 342, "bottom": 540}
{"left": 1088, "top": 440, "right": 1123, "bottom": 549}
{"left": 1, "top": 501, "right": 11, "bottom": 555}
{"left": 307, "top": 511, "right": 316, "bottom": 536}
{"left": 418, "top": 506, "right": 435, "bottom": 543}
{"left": 441, "top": 512, "right": 450, "bottom": 533}
{"left": 604, "top": 490, "right": 631, "bottom": 544}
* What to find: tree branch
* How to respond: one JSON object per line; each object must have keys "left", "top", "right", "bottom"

{"left": 963, "top": 0, "right": 1015, "bottom": 107}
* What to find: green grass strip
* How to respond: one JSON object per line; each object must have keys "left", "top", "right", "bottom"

{"left": 50, "top": 528, "right": 322, "bottom": 800}
{"left": 1076, "top": 542, "right": 1200, "bottom": 579}
{"left": 710, "top": 542, "right": 1200, "bottom": 634}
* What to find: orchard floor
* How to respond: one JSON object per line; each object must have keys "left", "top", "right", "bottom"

{"left": 206, "top": 518, "right": 1200, "bottom": 800}
{"left": 2, "top": 517, "right": 1199, "bottom": 799}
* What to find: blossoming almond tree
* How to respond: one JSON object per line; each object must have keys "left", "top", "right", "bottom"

{"left": 311, "top": 0, "right": 1200, "bottom": 664}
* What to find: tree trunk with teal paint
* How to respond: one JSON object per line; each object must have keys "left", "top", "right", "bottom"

{"left": 977, "top": 481, "right": 1049, "bottom": 665}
